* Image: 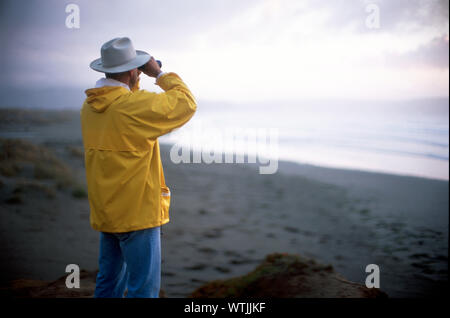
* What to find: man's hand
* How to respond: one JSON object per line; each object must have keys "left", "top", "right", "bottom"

{"left": 142, "top": 57, "right": 162, "bottom": 78}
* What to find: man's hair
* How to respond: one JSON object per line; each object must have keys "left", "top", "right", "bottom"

{"left": 105, "top": 71, "right": 128, "bottom": 79}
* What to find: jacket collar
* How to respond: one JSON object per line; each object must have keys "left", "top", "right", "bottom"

{"left": 95, "top": 77, "right": 130, "bottom": 91}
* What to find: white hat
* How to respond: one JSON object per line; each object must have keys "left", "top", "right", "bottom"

{"left": 90, "top": 37, "right": 150, "bottom": 73}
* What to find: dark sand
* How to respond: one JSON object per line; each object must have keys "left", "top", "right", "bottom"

{"left": 0, "top": 108, "right": 448, "bottom": 297}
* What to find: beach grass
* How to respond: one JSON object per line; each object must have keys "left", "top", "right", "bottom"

{"left": 0, "top": 137, "right": 77, "bottom": 191}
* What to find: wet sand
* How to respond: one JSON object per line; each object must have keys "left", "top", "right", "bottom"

{"left": 0, "top": 108, "right": 448, "bottom": 297}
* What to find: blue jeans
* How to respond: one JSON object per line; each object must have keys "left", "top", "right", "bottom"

{"left": 94, "top": 227, "right": 161, "bottom": 298}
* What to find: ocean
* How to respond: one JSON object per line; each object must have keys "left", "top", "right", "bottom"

{"left": 161, "top": 98, "right": 449, "bottom": 180}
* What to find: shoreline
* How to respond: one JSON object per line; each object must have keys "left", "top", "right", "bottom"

{"left": 158, "top": 139, "right": 449, "bottom": 183}
{"left": 158, "top": 143, "right": 448, "bottom": 297}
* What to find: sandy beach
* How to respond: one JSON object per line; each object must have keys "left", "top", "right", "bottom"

{"left": 0, "top": 108, "right": 448, "bottom": 298}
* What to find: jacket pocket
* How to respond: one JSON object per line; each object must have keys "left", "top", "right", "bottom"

{"left": 160, "top": 185, "right": 171, "bottom": 220}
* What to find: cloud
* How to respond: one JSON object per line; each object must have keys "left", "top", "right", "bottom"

{"left": 385, "top": 34, "right": 449, "bottom": 69}
{"left": 0, "top": 0, "right": 448, "bottom": 102}
{"left": 0, "top": 0, "right": 261, "bottom": 87}
{"left": 313, "top": 0, "right": 449, "bottom": 34}
{"left": 1, "top": 0, "right": 261, "bottom": 50}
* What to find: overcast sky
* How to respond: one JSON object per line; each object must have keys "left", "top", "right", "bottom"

{"left": 0, "top": 0, "right": 448, "bottom": 103}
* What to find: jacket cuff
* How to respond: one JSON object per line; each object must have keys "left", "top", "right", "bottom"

{"left": 156, "top": 72, "right": 181, "bottom": 90}
{"left": 156, "top": 71, "right": 166, "bottom": 81}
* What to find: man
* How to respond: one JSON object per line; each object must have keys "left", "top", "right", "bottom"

{"left": 80, "top": 37, "right": 196, "bottom": 298}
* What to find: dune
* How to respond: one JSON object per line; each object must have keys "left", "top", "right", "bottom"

{"left": 1, "top": 253, "right": 386, "bottom": 298}
{"left": 190, "top": 253, "right": 387, "bottom": 298}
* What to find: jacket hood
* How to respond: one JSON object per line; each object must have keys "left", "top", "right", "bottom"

{"left": 84, "top": 86, "right": 129, "bottom": 113}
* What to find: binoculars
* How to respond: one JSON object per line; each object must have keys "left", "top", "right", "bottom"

{"left": 138, "top": 60, "right": 162, "bottom": 71}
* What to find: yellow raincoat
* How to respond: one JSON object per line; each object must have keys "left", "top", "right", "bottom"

{"left": 80, "top": 73, "right": 196, "bottom": 233}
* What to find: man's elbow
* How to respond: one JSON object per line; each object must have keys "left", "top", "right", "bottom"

{"left": 187, "top": 93, "right": 197, "bottom": 113}
{"left": 186, "top": 101, "right": 197, "bottom": 119}
{"left": 190, "top": 100, "right": 197, "bottom": 114}
{"left": 183, "top": 95, "right": 197, "bottom": 118}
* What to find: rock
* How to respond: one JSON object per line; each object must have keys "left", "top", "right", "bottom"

{"left": 1, "top": 270, "right": 97, "bottom": 298}
{"left": 1, "top": 270, "right": 166, "bottom": 298}
{"left": 190, "top": 253, "right": 388, "bottom": 298}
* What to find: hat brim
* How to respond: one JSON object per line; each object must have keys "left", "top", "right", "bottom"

{"left": 89, "top": 50, "right": 151, "bottom": 73}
